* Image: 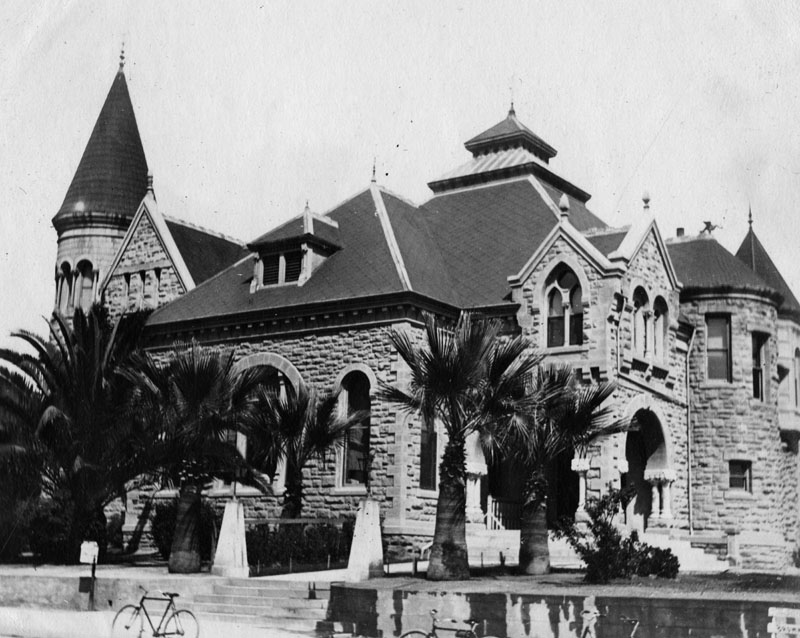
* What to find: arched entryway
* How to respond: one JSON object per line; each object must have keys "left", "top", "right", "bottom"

{"left": 623, "top": 407, "right": 671, "bottom": 532}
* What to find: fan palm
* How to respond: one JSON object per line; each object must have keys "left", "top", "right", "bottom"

{"left": 123, "top": 342, "right": 273, "bottom": 573}
{"left": 246, "top": 381, "right": 368, "bottom": 519}
{"left": 381, "top": 312, "right": 542, "bottom": 580}
{"left": 510, "top": 363, "right": 623, "bottom": 575}
{"left": 0, "top": 307, "right": 149, "bottom": 562}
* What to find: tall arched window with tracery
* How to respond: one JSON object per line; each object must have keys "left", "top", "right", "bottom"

{"left": 545, "top": 265, "right": 584, "bottom": 348}
{"left": 76, "top": 260, "right": 95, "bottom": 310}
{"left": 58, "top": 262, "right": 72, "bottom": 315}
{"left": 340, "top": 371, "right": 371, "bottom": 488}
{"left": 653, "top": 296, "right": 668, "bottom": 360}
{"left": 632, "top": 287, "right": 650, "bottom": 356}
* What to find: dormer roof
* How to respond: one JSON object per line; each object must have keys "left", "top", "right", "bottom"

{"left": 53, "top": 67, "right": 148, "bottom": 232}
{"left": 248, "top": 204, "right": 341, "bottom": 253}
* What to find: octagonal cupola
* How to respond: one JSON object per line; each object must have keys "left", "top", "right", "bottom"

{"left": 248, "top": 202, "right": 341, "bottom": 291}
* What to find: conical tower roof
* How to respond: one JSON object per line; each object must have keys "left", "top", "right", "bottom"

{"left": 736, "top": 222, "right": 800, "bottom": 319}
{"left": 53, "top": 65, "right": 148, "bottom": 231}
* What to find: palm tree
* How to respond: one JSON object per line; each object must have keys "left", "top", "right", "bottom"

{"left": 123, "top": 343, "right": 272, "bottom": 573}
{"left": 246, "top": 381, "right": 367, "bottom": 519}
{"left": 510, "top": 363, "right": 623, "bottom": 575}
{"left": 0, "top": 307, "right": 149, "bottom": 562}
{"left": 381, "top": 312, "right": 542, "bottom": 580}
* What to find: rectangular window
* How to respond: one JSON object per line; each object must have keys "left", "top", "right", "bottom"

{"left": 419, "top": 419, "right": 437, "bottom": 491}
{"left": 569, "top": 312, "right": 583, "bottom": 346}
{"left": 547, "top": 317, "right": 565, "bottom": 348}
{"left": 706, "top": 315, "right": 731, "bottom": 381}
{"left": 751, "top": 332, "right": 768, "bottom": 400}
{"left": 728, "top": 460, "right": 752, "bottom": 492}
{"left": 262, "top": 254, "right": 280, "bottom": 285}
{"left": 284, "top": 251, "right": 303, "bottom": 283}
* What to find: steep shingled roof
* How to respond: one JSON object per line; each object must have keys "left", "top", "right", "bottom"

{"left": 53, "top": 69, "right": 148, "bottom": 229}
{"left": 164, "top": 219, "right": 248, "bottom": 285}
{"left": 667, "top": 236, "right": 779, "bottom": 300}
{"left": 735, "top": 227, "right": 800, "bottom": 318}
{"left": 465, "top": 107, "right": 557, "bottom": 162}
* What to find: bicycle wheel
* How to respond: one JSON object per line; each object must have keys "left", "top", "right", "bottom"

{"left": 163, "top": 609, "right": 199, "bottom": 638}
{"left": 400, "top": 631, "right": 430, "bottom": 638}
{"left": 111, "top": 605, "right": 142, "bottom": 638}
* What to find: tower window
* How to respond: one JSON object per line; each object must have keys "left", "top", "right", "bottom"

{"left": 751, "top": 332, "right": 768, "bottom": 401}
{"left": 706, "top": 315, "right": 731, "bottom": 381}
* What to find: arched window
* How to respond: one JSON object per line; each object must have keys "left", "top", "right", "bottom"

{"left": 545, "top": 265, "right": 584, "bottom": 347}
{"left": 76, "top": 260, "right": 94, "bottom": 310}
{"left": 58, "top": 263, "right": 72, "bottom": 315}
{"left": 794, "top": 349, "right": 800, "bottom": 408}
{"left": 632, "top": 287, "right": 650, "bottom": 356}
{"left": 340, "top": 371, "right": 371, "bottom": 488}
{"left": 419, "top": 417, "right": 438, "bottom": 491}
{"left": 653, "top": 296, "right": 668, "bottom": 360}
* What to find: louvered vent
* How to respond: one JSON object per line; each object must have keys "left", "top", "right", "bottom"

{"left": 284, "top": 251, "right": 303, "bottom": 282}
{"left": 262, "top": 254, "right": 280, "bottom": 285}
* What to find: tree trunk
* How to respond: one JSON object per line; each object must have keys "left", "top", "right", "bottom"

{"left": 281, "top": 466, "right": 303, "bottom": 519}
{"left": 427, "top": 437, "right": 469, "bottom": 581}
{"left": 518, "top": 471, "right": 550, "bottom": 575}
{"left": 168, "top": 484, "right": 202, "bottom": 573}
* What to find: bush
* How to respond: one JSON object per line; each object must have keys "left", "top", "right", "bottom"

{"left": 28, "top": 493, "right": 108, "bottom": 564}
{"left": 150, "top": 498, "right": 220, "bottom": 561}
{"left": 246, "top": 520, "right": 354, "bottom": 568}
{"left": 554, "top": 487, "right": 679, "bottom": 583}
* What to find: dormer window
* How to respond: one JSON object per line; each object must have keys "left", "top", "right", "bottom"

{"left": 249, "top": 203, "right": 341, "bottom": 293}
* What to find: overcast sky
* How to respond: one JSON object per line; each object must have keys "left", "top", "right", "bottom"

{"left": 3, "top": 1, "right": 800, "bottom": 343}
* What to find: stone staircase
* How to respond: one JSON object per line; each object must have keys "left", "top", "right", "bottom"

{"left": 186, "top": 578, "right": 332, "bottom": 632}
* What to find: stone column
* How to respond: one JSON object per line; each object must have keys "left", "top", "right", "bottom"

{"left": 571, "top": 457, "right": 591, "bottom": 512}
{"left": 659, "top": 469, "right": 676, "bottom": 520}
{"left": 644, "top": 469, "right": 662, "bottom": 519}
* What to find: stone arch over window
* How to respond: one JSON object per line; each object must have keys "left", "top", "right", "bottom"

{"left": 653, "top": 296, "right": 669, "bottom": 361}
{"left": 231, "top": 352, "right": 303, "bottom": 491}
{"left": 541, "top": 258, "right": 589, "bottom": 348}
{"left": 338, "top": 369, "right": 372, "bottom": 489}
{"left": 632, "top": 286, "right": 650, "bottom": 356}
{"left": 57, "top": 261, "right": 72, "bottom": 315}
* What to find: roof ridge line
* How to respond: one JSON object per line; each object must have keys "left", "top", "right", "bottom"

{"left": 376, "top": 184, "right": 419, "bottom": 209}
{"left": 370, "top": 184, "right": 412, "bottom": 292}
{"left": 423, "top": 174, "right": 532, "bottom": 201}
{"left": 162, "top": 214, "right": 245, "bottom": 246}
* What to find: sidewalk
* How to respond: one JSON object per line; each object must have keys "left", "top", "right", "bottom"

{"left": 0, "top": 606, "right": 314, "bottom": 638}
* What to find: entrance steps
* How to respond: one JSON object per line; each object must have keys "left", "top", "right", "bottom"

{"left": 185, "top": 578, "right": 331, "bottom": 632}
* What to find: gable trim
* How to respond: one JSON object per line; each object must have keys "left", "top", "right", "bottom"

{"left": 609, "top": 218, "right": 682, "bottom": 290}
{"left": 99, "top": 194, "right": 196, "bottom": 297}
{"left": 371, "top": 184, "right": 412, "bottom": 291}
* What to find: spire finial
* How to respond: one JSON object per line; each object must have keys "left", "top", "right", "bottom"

{"left": 642, "top": 190, "right": 651, "bottom": 211}
{"left": 146, "top": 171, "right": 156, "bottom": 202}
{"left": 371, "top": 157, "right": 377, "bottom": 183}
{"left": 303, "top": 199, "right": 313, "bottom": 234}
{"left": 748, "top": 204, "right": 753, "bottom": 229}
{"left": 119, "top": 42, "right": 125, "bottom": 72}
{"left": 509, "top": 74, "right": 516, "bottom": 116}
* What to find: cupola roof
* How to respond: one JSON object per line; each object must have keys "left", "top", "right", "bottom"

{"left": 464, "top": 105, "right": 557, "bottom": 162}
{"left": 53, "top": 65, "right": 148, "bottom": 231}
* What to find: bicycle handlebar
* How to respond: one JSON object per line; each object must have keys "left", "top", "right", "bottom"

{"left": 429, "top": 609, "right": 479, "bottom": 632}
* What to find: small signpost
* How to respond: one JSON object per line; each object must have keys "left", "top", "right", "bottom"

{"left": 79, "top": 541, "right": 99, "bottom": 611}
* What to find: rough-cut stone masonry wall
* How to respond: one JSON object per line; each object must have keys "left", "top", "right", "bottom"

{"left": 157, "top": 321, "right": 442, "bottom": 544}
{"left": 103, "top": 214, "right": 185, "bottom": 321}
{"left": 683, "top": 292, "right": 793, "bottom": 567}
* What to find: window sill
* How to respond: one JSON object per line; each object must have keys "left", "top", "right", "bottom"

{"left": 699, "top": 380, "right": 733, "bottom": 389}
{"left": 545, "top": 344, "right": 589, "bottom": 355}
{"left": 416, "top": 489, "right": 438, "bottom": 499}
{"left": 332, "top": 486, "right": 368, "bottom": 496}
{"left": 724, "top": 490, "right": 755, "bottom": 501}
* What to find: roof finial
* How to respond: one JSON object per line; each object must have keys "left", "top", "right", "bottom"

{"left": 748, "top": 204, "right": 753, "bottom": 229}
{"left": 303, "top": 199, "right": 313, "bottom": 234}
{"left": 371, "top": 157, "right": 377, "bottom": 183}
{"left": 558, "top": 193, "right": 570, "bottom": 222}
{"left": 508, "top": 74, "right": 516, "bottom": 117}
{"left": 146, "top": 171, "right": 155, "bottom": 200}
{"left": 119, "top": 42, "right": 125, "bottom": 72}
{"left": 642, "top": 190, "right": 650, "bottom": 212}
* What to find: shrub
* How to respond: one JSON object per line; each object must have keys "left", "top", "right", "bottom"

{"left": 246, "top": 520, "right": 354, "bottom": 568}
{"left": 150, "top": 498, "right": 220, "bottom": 561}
{"left": 554, "top": 487, "right": 679, "bottom": 583}
{"left": 28, "top": 493, "right": 108, "bottom": 564}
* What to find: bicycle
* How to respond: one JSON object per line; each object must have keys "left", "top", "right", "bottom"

{"left": 111, "top": 586, "right": 198, "bottom": 638}
{"left": 400, "top": 609, "right": 500, "bottom": 638}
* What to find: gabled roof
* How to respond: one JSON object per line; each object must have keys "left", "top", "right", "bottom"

{"left": 585, "top": 229, "right": 629, "bottom": 256}
{"left": 667, "top": 235, "right": 780, "bottom": 302}
{"left": 165, "top": 218, "right": 248, "bottom": 285}
{"left": 53, "top": 68, "right": 148, "bottom": 230}
{"left": 735, "top": 226, "right": 800, "bottom": 318}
